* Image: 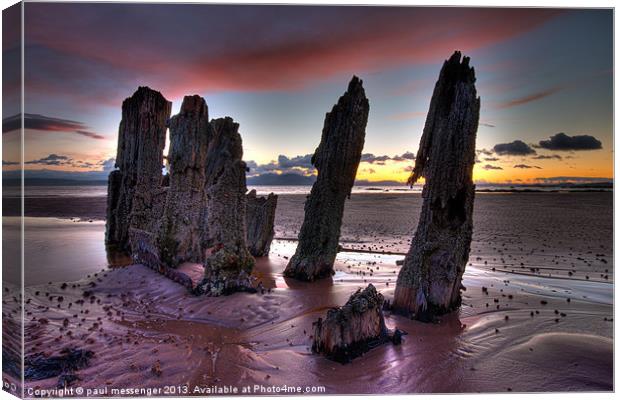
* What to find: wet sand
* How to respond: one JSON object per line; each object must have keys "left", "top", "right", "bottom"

{"left": 2, "top": 192, "right": 614, "bottom": 394}
{"left": 8, "top": 192, "right": 614, "bottom": 284}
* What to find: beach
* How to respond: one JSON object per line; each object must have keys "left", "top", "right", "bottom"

{"left": 2, "top": 190, "right": 614, "bottom": 394}
{"left": 3, "top": 3, "right": 614, "bottom": 396}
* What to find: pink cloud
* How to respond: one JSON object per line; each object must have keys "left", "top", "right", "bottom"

{"left": 23, "top": 5, "right": 563, "bottom": 102}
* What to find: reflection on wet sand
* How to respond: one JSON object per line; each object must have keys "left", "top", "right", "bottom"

{"left": 7, "top": 236, "right": 611, "bottom": 394}
{"left": 3, "top": 190, "right": 614, "bottom": 394}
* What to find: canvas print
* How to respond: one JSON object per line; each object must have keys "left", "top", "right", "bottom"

{"left": 1, "top": 2, "right": 614, "bottom": 397}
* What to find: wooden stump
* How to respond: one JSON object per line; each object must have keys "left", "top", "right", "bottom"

{"left": 246, "top": 190, "right": 278, "bottom": 257}
{"left": 197, "top": 117, "right": 255, "bottom": 296}
{"left": 393, "top": 51, "right": 480, "bottom": 321}
{"left": 105, "top": 87, "right": 171, "bottom": 251}
{"left": 284, "top": 76, "right": 369, "bottom": 281}
{"left": 313, "top": 284, "right": 402, "bottom": 363}
{"left": 159, "top": 95, "right": 211, "bottom": 266}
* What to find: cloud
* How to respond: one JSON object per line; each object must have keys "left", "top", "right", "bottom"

{"left": 361, "top": 153, "right": 390, "bottom": 164}
{"left": 24, "top": 154, "right": 112, "bottom": 170}
{"left": 400, "top": 151, "right": 416, "bottom": 160}
{"left": 247, "top": 151, "right": 417, "bottom": 182}
{"left": 484, "top": 157, "right": 500, "bottom": 162}
{"left": 73, "top": 160, "right": 96, "bottom": 168}
{"left": 482, "top": 164, "right": 503, "bottom": 170}
{"left": 360, "top": 152, "right": 415, "bottom": 164}
{"left": 392, "top": 151, "right": 415, "bottom": 161}
{"left": 25, "top": 154, "right": 72, "bottom": 166}
{"left": 3, "top": 113, "right": 105, "bottom": 139}
{"left": 248, "top": 151, "right": 416, "bottom": 177}
{"left": 513, "top": 164, "right": 542, "bottom": 169}
{"left": 480, "top": 122, "right": 495, "bottom": 128}
{"left": 496, "top": 86, "right": 562, "bottom": 109}
{"left": 532, "top": 154, "right": 563, "bottom": 160}
{"left": 477, "top": 149, "right": 494, "bottom": 156}
{"left": 538, "top": 132, "right": 602, "bottom": 151}
{"left": 2, "top": 160, "right": 19, "bottom": 166}
{"left": 23, "top": 4, "right": 561, "bottom": 104}
{"left": 277, "top": 154, "right": 313, "bottom": 169}
{"left": 100, "top": 158, "right": 116, "bottom": 172}
{"left": 247, "top": 153, "right": 316, "bottom": 177}
{"left": 75, "top": 130, "right": 106, "bottom": 140}
{"left": 493, "top": 140, "right": 536, "bottom": 156}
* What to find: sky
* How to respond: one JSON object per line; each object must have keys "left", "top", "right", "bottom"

{"left": 2, "top": 4, "right": 613, "bottom": 185}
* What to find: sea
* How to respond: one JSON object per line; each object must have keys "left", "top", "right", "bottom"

{"left": 3, "top": 183, "right": 611, "bottom": 198}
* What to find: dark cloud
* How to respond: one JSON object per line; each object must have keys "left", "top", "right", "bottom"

{"left": 247, "top": 154, "right": 316, "bottom": 177}
{"left": 496, "top": 86, "right": 562, "bottom": 109}
{"left": 482, "top": 164, "right": 503, "bottom": 170}
{"left": 480, "top": 122, "right": 495, "bottom": 128}
{"left": 532, "top": 154, "right": 563, "bottom": 160}
{"left": 361, "top": 152, "right": 415, "bottom": 164}
{"left": 75, "top": 130, "right": 106, "bottom": 140}
{"left": 484, "top": 157, "right": 500, "bottom": 162}
{"left": 247, "top": 151, "right": 416, "bottom": 182}
{"left": 2, "top": 115, "right": 20, "bottom": 132}
{"left": 538, "top": 132, "right": 602, "bottom": 151}
{"left": 513, "top": 164, "right": 542, "bottom": 169}
{"left": 3, "top": 113, "right": 105, "bottom": 139}
{"left": 25, "top": 154, "right": 72, "bottom": 166}
{"left": 401, "top": 151, "right": 415, "bottom": 160}
{"left": 2, "top": 160, "right": 19, "bottom": 166}
{"left": 361, "top": 153, "right": 391, "bottom": 164}
{"left": 277, "top": 154, "right": 313, "bottom": 169}
{"left": 392, "top": 151, "right": 415, "bottom": 162}
{"left": 24, "top": 154, "right": 108, "bottom": 170}
{"left": 4, "top": 113, "right": 82, "bottom": 132}
{"left": 73, "top": 160, "right": 96, "bottom": 168}
{"left": 477, "top": 149, "right": 494, "bottom": 156}
{"left": 493, "top": 140, "right": 536, "bottom": 156}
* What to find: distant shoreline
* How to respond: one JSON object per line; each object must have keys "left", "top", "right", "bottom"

{"left": 2, "top": 177, "right": 614, "bottom": 190}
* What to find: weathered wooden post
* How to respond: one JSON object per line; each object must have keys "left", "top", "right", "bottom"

{"left": 246, "top": 190, "right": 278, "bottom": 257}
{"left": 159, "top": 95, "right": 211, "bottom": 266}
{"left": 197, "top": 117, "right": 255, "bottom": 295}
{"left": 393, "top": 51, "right": 480, "bottom": 321}
{"left": 284, "top": 76, "right": 369, "bottom": 281}
{"left": 105, "top": 87, "right": 171, "bottom": 251}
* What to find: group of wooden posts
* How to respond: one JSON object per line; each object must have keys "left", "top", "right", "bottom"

{"left": 105, "top": 51, "right": 479, "bottom": 358}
